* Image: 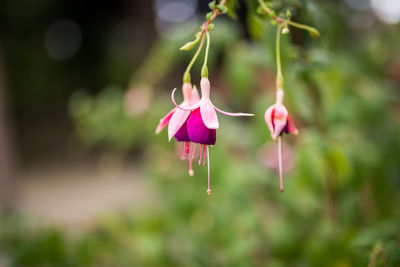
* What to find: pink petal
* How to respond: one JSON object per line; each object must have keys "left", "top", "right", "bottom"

{"left": 171, "top": 88, "right": 200, "bottom": 111}
{"left": 214, "top": 105, "right": 254, "bottom": 117}
{"left": 264, "top": 105, "right": 275, "bottom": 136}
{"left": 286, "top": 114, "right": 298, "bottom": 135}
{"left": 155, "top": 108, "right": 176, "bottom": 134}
{"left": 272, "top": 103, "right": 288, "bottom": 140}
{"left": 200, "top": 99, "right": 219, "bottom": 129}
{"left": 168, "top": 108, "right": 191, "bottom": 141}
{"left": 190, "top": 87, "right": 200, "bottom": 105}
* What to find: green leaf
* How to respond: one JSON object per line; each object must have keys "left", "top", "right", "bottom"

{"left": 208, "top": 0, "right": 216, "bottom": 10}
{"left": 206, "top": 11, "right": 212, "bottom": 20}
{"left": 226, "top": 0, "right": 239, "bottom": 19}
{"left": 217, "top": 4, "right": 228, "bottom": 14}
{"left": 256, "top": 6, "right": 264, "bottom": 15}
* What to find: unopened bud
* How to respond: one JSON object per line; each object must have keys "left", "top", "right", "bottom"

{"left": 282, "top": 27, "right": 289, "bottom": 35}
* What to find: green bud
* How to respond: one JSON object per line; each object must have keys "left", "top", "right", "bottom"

{"left": 309, "top": 28, "right": 320, "bottom": 38}
{"left": 179, "top": 32, "right": 201, "bottom": 50}
{"left": 206, "top": 11, "right": 212, "bottom": 20}
{"left": 180, "top": 41, "right": 196, "bottom": 50}
{"left": 208, "top": 1, "right": 216, "bottom": 9}
{"left": 286, "top": 9, "right": 292, "bottom": 19}
{"left": 207, "top": 23, "right": 215, "bottom": 31}
{"left": 270, "top": 19, "right": 278, "bottom": 26}
{"left": 216, "top": 4, "right": 228, "bottom": 14}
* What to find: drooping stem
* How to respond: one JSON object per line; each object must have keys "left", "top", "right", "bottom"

{"left": 207, "top": 146, "right": 211, "bottom": 195}
{"left": 183, "top": 34, "right": 206, "bottom": 83}
{"left": 201, "top": 32, "right": 211, "bottom": 78}
{"left": 276, "top": 24, "right": 284, "bottom": 90}
{"left": 278, "top": 136, "right": 283, "bottom": 192}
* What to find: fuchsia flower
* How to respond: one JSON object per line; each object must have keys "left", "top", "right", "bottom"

{"left": 264, "top": 89, "right": 298, "bottom": 192}
{"left": 265, "top": 90, "right": 298, "bottom": 140}
{"left": 172, "top": 77, "right": 254, "bottom": 194}
{"left": 156, "top": 83, "right": 200, "bottom": 175}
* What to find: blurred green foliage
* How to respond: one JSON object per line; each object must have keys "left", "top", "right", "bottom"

{"left": 2, "top": 0, "right": 400, "bottom": 266}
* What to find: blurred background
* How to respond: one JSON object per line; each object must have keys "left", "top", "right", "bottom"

{"left": 1, "top": 0, "right": 400, "bottom": 266}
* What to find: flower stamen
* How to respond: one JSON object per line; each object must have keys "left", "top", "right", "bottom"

{"left": 191, "top": 143, "right": 196, "bottom": 159}
{"left": 185, "top": 142, "right": 190, "bottom": 157}
{"left": 203, "top": 146, "right": 207, "bottom": 166}
{"left": 207, "top": 146, "right": 211, "bottom": 195}
{"left": 278, "top": 136, "right": 283, "bottom": 192}
{"left": 181, "top": 143, "right": 186, "bottom": 160}
{"left": 198, "top": 144, "right": 203, "bottom": 165}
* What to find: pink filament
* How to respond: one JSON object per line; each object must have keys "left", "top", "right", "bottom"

{"left": 189, "top": 155, "right": 193, "bottom": 176}
{"left": 181, "top": 142, "right": 191, "bottom": 160}
{"left": 207, "top": 146, "right": 211, "bottom": 195}
{"left": 185, "top": 142, "right": 190, "bottom": 157}
{"left": 180, "top": 143, "right": 186, "bottom": 160}
{"left": 203, "top": 146, "right": 207, "bottom": 166}
{"left": 198, "top": 144, "right": 203, "bottom": 165}
{"left": 278, "top": 136, "right": 283, "bottom": 192}
{"left": 191, "top": 143, "right": 196, "bottom": 159}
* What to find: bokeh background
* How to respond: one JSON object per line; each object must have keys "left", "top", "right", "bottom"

{"left": 1, "top": 0, "right": 400, "bottom": 266}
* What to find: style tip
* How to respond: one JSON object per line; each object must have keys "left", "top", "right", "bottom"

{"left": 207, "top": 189, "right": 211, "bottom": 195}
{"left": 189, "top": 170, "right": 194, "bottom": 176}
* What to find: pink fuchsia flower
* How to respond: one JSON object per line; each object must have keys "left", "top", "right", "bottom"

{"left": 264, "top": 90, "right": 298, "bottom": 140}
{"left": 264, "top": 89, "right": 298, "bottom": 192}
{"left": 172, "top": 77, "right": 254, "bottom": 195}
{"left": 155, "top": 83, "right": 199, "bottom": 176}
{"left": 176, "top": 86, "right": 201, "bottom": 175}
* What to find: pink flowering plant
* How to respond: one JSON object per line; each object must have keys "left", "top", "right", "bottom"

{"left": 156, "top": 0, "right": 319, "bottom": 194}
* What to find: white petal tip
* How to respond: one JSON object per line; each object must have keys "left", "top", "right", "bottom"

{"left": 206, "top": 125, "right": 219, "bottom": 130}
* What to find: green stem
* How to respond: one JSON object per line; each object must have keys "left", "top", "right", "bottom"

{"left": 276, "top": 24, "right": 284, "bottom": 90}
{"left": 183, "top": 34, "right": 206, "bottom": 83}
{"left": 286, "top": 20, "right": 320, "bottom": 37}
{"left": 201, "top": 32, "right": 211, "bottom": 78}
